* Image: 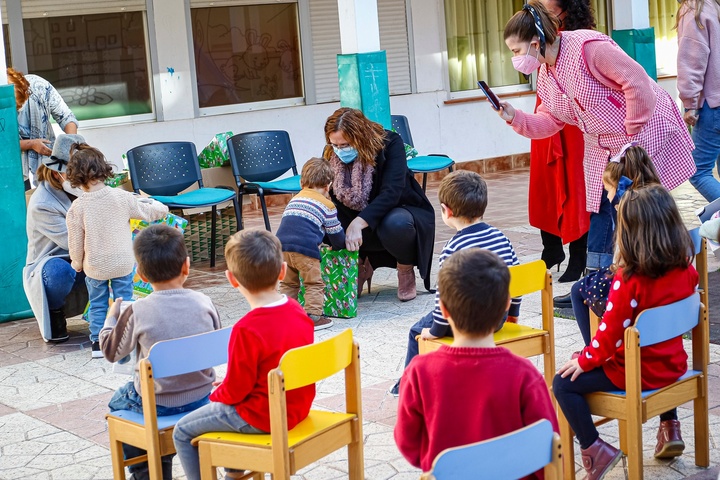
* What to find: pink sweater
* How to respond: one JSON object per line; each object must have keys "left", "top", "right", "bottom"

{"left": 677, "top": 0, "right": 720, "bottom": 109}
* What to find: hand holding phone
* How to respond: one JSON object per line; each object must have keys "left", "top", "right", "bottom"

{"left": 477, "top": 81, "right": 501, "bottom": 111}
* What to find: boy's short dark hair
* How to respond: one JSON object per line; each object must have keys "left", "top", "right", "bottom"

{"left": 438, "top": 170, "right": 488, "bottom": 220}
{"left": 438, "top": 249, "right": 510, "bottom": 336}
{"left": 133, "top": 224, "right": 188, "bottom": 283}
{"left": 66, "top": 144, "right": 114, "bottom": 188}
{"left": 300, "top": 157, "right": 335, "bottom": 189}
{"left": 225, "top": 229, "right": 283, "bottom": 292}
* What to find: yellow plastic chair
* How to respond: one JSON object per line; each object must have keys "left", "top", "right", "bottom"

{"left": 418, "top": 259, "right": 556, "bottom": 387}
{"left": 192, "top": 329, "right": 363, "bottom": 480}
{"left": 106, "top": 327, "right": 232, "bottom": 480}
{"left": 558, "top": 293, "right": 710, "bottom": 480}
{"left": 420, "top": 419, "right": 563, "bottom": 480}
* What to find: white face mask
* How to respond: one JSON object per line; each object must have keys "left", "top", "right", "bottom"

{"left": 62, "top": 180, "right": 84, "bottom": 197}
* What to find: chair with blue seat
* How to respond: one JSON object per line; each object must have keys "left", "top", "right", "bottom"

{"left": 391, "top": 115, "right": 455, "bottom": 192}
{"left": 420, "top": 419, "right": 562, "bottom": 480}
{"left": 226, "top": 131, "right": 302, "bottom": 231}
{"left": 192, "top": 328, "right": 363, "bottom": 480}
{"left": 558, "top": 292, "right": 710, "bottom": 480}
{"left": 105, "top": 327, "right": 233, "bottom": 480}
{"left": 126, "top": 141, "right": 239, "bottom": 267}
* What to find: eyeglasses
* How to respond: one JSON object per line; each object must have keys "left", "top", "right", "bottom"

{"left": 327, "top": 143, "right": 353, "bottom": 151}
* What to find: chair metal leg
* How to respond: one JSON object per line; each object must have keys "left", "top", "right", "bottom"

{"left": 258, "top": 188, "right": 271, "bottom": 231}
{"left": 210, "top": 205, "right": 217, "bottom": 268}
{"left": 232, "top": 197, "right": 242, "bottom": 233}
{"left": 237, "top": 188, "right": 245, "bottom": 231}
{"left": 422, "top": 173, "right": 428, "bottom": 192}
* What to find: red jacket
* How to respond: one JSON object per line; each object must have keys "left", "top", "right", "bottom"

{"left": 394, "top": 346, "right": 558, "bottom": 477}
{"left": 210, "top": 298, "right": 315, "bottom": 431}
{"left": 578, "top": 266, "right": 698, "bottom": 389}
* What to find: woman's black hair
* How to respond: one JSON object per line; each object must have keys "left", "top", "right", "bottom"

{"left": 558, "top": 0, "right": 596, "bottom": 31}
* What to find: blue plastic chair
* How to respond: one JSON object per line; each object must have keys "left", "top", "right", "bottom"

{"left": 126, "top": 141, "right": 240, "bottom": 267}
{"left": 689, "top": 227, "right": 709, "bottom": 311}
{"left": 105, "top": 327, "right": 233, "bottom": 480}
{"left": 421, "top": 419, "right": 561, "bottom": 480}
{"left": 391, "top": 115, "right": 455, "bottom": 191}
{"left": 226, "top": 131, "right": 302, "bottom": 232}
{"left": 559, "top": 292, "right": 710, "bottom": 480}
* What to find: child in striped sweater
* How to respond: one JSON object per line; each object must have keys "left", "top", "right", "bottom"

{"left": 276, "top": 158, "right": 345, "bottom": 330}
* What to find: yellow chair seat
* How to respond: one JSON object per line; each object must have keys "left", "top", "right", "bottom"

{"left": 194, "top": 410, "right": 355, "bottom": 448}
{"left": 494, "top": 323, "right": 545, "bottom": 344}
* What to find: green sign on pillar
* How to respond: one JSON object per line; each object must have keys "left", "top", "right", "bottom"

{"left": 337, "top": 51, "right": 392, "bottom": 130}
{"left": 611, "top": 27, "right": 657, "bottom": 81}
{"left": 0, "top": 84, "right": 32, "bottom": 322}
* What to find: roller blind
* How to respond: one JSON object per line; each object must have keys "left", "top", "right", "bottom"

{"left": 191, "top": 0, "right": 290, "bottom": 6}
{"left": 19, "top": 0, "right": 145, "bottom": 18}
{"left": 309, "top": 0, "right": 411, "bottom": 103}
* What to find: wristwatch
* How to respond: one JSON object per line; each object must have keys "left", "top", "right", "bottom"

{"left": 685, "top": 108, "right": 699, "bottom": 115}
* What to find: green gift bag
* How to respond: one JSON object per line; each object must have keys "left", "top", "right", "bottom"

{"left": 198, "top": 132, "right": 234, "bottom": 168}
{"left": 299, "top": 248, "right": 359, "bottom": 318}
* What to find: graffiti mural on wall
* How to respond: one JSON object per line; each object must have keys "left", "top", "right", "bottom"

{"left": 192, "top": 4, "right": 303, "bottom": 108}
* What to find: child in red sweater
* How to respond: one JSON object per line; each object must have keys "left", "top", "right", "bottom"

{"left": 394, "top": 249, "right": 557, "bottom": 477}
{"left": 173, "top": 230, "right": 315, "bottom": 480}
{"left": 553, "top": 185, "right": 698, "bottom": 480}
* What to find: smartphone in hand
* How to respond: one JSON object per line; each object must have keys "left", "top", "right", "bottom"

{"left": 477, "top": 81, "right": 501, "bottom": 111}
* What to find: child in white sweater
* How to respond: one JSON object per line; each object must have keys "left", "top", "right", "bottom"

{"left": 66, "top": 144, "right": 168, "bottom": 357}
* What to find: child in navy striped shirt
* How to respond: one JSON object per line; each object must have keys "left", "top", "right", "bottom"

{"left": 390, "top": 170, "right": 521, "bottom": 396}
{"left": 277, "top": 158, "right": 345, "bottom": 330}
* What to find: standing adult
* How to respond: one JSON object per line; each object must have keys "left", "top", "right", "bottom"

{"left": 323, "top": 108, "right": 435, "bottom": 301}
{"left": 498, "top": 1, "right": 695, "bottom": 274}
{"left": 6, "top": 68, "right": 78, "bottom": 190}
{"left": 531, "top": 0, "right": 593, "bottom": 283}
{"left": 24, "top": 134, "right": 88, "bottom": 343}
{"left": 677, "top": 0, "right": 720, "bottom": 202}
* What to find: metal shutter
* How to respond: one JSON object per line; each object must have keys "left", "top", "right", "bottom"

{"left": 19, "top": 0, "right": 145, "bottom": 18}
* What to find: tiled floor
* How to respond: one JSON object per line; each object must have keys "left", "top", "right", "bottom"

{"left": 2, "top": 168, "right": 720, "bottom": 479}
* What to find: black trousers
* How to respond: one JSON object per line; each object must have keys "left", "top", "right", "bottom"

{"left": 360, "top": 207, "right": 417, "bottom": 266}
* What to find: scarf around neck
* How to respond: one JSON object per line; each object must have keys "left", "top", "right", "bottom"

{"left": 330, "top": 155, "right": 375, "bottom": 212}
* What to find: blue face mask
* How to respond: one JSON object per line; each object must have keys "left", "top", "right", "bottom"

{"left": 333, "top": 146, "right": 358, "bottom": 164}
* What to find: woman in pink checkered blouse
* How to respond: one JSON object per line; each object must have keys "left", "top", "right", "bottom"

{"left": 498, "top": 1, "right": 695, "bottom": 273}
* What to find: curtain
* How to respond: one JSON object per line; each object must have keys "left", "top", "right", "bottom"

{"left": 445, "top": 0, "right": 526, "bottom": 91}
{"left": 649, "top": 0, "right": 679, "bottom": 74}
{"left": 591, "top": 0, "right": 608, "bottom": 34}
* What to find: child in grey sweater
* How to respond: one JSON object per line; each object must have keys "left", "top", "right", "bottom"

{"left": 100, "top": 224, "right": 221, "bottom": 480}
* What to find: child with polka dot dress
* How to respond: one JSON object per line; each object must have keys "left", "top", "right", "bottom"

{"left": 553, "top": 185, "right": 698, "bottom": 480}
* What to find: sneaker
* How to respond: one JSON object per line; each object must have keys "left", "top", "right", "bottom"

{"left": 91, "top": 341, "right": 103, "bottom": 359}
{"left": 389, "top": 379, "right": 400, "bottom": 397}
{"left": 309, "top": 314, "right": 333, "bottom": 331}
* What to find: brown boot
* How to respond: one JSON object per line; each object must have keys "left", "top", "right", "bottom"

{"left": 357, "top": 257, "right": 374, "bottom": 296}
{"left": 654, "top": 419, "right": 685, "bottom": 459}
{"left": 396, "top": 263, "right": 417, "bottom": 301}
{"left": 581, "top": 438, "right": 622, "bottom": 480}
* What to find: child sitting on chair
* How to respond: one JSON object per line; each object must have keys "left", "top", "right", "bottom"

{"left": 553, "top": 185, "right": 698, "bottom": 479}
{"left": 276, "top": 157, "right": 345, "bottom": 331}
{"left": 173, "top": 229, "right": 315, "bottom": 480}
{"left": 101, "top": 224, "right": 221, "bottom": 480}
{"left": 394, "top": 249, "right": 557, "bottom": 476}
{"left": 65, "top": 143, "right": 168, "bottom": 357}
{"left": 390, "top": 170, "right": 521, "bottom": 396}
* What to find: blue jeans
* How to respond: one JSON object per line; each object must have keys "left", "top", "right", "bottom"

{"left": 108, "top": 381, "right": 210, "bottom": 475}
{"left": 586, "top": 193, "right": 615, "bottom": 269}
{"left": 689, "top": 102, "right": 720, "bottom": 202}
{"left": 42, "top": 258, "right": 85, "bottom": 310}
{"left": 85, "top": 272, "right": 134, "bottom": 342}
{"left": 173, "top": 402, "right": 266, "bottom": 480}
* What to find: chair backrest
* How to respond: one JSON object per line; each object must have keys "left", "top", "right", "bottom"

{"left": 227, "top": 131, "right": 298, "bottom": 183}
{"left": 696, "top": 197, "right": 720, "bottom": 223}
{"left": 689, "top": 227, "right": 703, "bottom": 256}
{"left": 508, "top": 260, "right": 547, "bottom": 297}
{"left": 126, "top": 142, "right": 203, "bottom": 196}
{"left": 147, "top": 327, "right": 233, "bottom": 379}
{"left": 634, "top": 293, "right": 700, "bottom": 347}
{"left": 278, "top": 328, "right": 353, "bottom": 391}
{"left": 391, "top": 115, "right": 414, "bottom": 147}
{"left": 427, "top": 419, "right": 559, "bottom": 480}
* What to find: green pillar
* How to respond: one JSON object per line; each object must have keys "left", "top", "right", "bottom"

{"left": 337, "top": 51, "right": 392, "bottom": 130}
{"left": 0, "top": 84, "right": 32, "bottom": 322}
{"left": 611, "top": 27, "right": 657, "bottom": 81}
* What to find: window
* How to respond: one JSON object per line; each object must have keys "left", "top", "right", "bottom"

{"left": 649, "top": 0, "right": 679, "bottom": 75}
{"left": 2, "top": 23, "right": 9, "bottom": 67}
{"left": 191, "top": 3, "right": 304, "bottom": 108}
{"left": 444, "top": 0, "right": 611, "bottom": 94}
{"left": 19, "top": 8, "right": 152, "bottom": 121}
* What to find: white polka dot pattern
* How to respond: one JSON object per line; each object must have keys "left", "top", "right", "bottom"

{"left": 630, "top": 299, "right": 638, "bottom": 308}
{"left": 585, "top": 351, "right": 593, "bottom": 359}
{"left": 592, "top": 339, "right": 600, "bottom": 348}
{"left": 613, "top": 280, "right": 621, "bottom": 290}
{"left": 606, "top": 302, "right": 613, "bottom": 311}
{"left": 615, "top": 339, "right": 622, "bottom": 348}
{"left": 622, "top": 319, "right": 631, "bottom": 328}
{"left": 599, "top": 322, "right": 607, "bottom": 331}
